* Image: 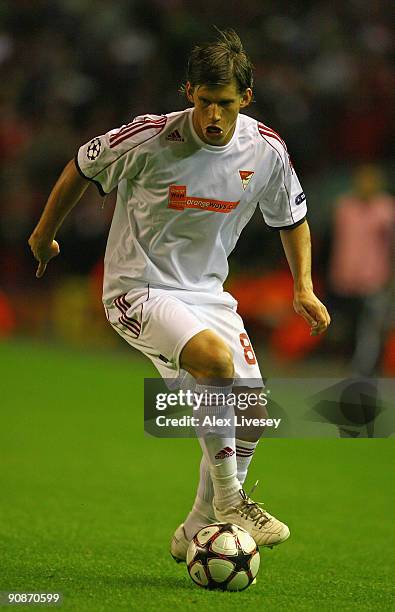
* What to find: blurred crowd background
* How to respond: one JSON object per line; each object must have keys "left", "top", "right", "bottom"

{"left": 0, "top": 0, "right": 394, "bottom": 375}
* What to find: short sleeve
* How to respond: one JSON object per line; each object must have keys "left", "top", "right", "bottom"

{"left": 258, "top": 150, "right": 307, "bottom": 229}
{"left": 75, "top": 114, "right": 167, "bottom": 195}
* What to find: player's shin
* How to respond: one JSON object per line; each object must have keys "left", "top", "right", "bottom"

{"left": 193, "top": 383, "right": 241, "bottom": 512}
{"left": 234, "top": 389, "right": 266, "bottom": 485}
{"left": 183, "top": 437, "right": 259, "bottom": 541}
{"left": 183, "top": 456, "right": 215, "bottom": 540}
{"left": 236, "top": 438, "right": 258, "bottom": 485}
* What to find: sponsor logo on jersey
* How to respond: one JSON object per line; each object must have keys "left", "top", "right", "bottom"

{"left": 239, "top": 170, "right": 254, "bottom": 190}
{"left": 166, "top": 129, "right": 184, "bottom": 142}
{"left": 168, "top": 185, "right": 187, "bottom": 210}
{"left": 168, "top": 185, "right": 239, "bottom": 214}
{"left": 295, "top": 192, "right": 306, "bottom": 206}
{"left": 86, "top": 138, "right": 101, "bottom": 160}
{"left": 215, "top": 446, "right": 235, "bottom": 459}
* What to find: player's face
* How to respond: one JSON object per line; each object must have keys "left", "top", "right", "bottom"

{"left": 186, "top": 80, "right": 252, "bottom": 146}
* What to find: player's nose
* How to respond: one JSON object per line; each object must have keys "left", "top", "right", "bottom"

{"left": 208, "top": 104, "right": 221, "bottom": 122}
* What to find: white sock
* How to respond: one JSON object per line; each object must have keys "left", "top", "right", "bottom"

{"left": 183, "top": 437, "right": 259, "bottom": 539}
{"left": 183, "top": 456, "right": 215, "bottom": 540}
{"left": 236, "top": 438, "right": 258, "bottom": 486}
{"left": 194, "top": 383, "right": 241, "bottom": 511}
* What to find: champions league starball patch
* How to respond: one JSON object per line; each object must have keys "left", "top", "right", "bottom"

{"left": 86, "top": 138, "right": 101, "bottom": 160}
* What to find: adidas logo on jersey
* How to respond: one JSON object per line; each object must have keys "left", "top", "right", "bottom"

{"left": 239, "top": 170, "right": 254, "bottom": 190}
{"left": 215, "top": 446, "right": 235, "bottom": 460}
{"left": 166, "top": 129, "right": 184, "bottom": 142}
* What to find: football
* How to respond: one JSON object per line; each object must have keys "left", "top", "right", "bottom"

{"left": 186, "top": 523, "right": 260, "bottom": 591}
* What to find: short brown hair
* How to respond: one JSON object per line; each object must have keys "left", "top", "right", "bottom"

{"left": 185, "top": 28, "right": 254, "bottom": 93}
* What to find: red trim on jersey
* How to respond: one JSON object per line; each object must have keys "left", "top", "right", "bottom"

{"left": 258, "top": 123, "right": 287, "bottom": 148}
{"left": 258, "top": 127, "right": 286, "bottom": 150}
{"left": 109, "top": 119, "right": 146, "bottom": 143}
{"left": 110, "top": 118, "right": 166, "bottom": 148}
{"left": 110, "top": 121, "right": 166, "bottom": 149}
{"left": 110, "top": 116, "right": 166, "bottom": 144}
{"left": 111, "top": 116, "right": 166, "bottom": 137}
{"left": 258, "top": 123, "right": 294, "bottom": 171}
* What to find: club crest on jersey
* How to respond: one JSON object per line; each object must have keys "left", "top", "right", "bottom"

{"left": 86, "top": 138, "right": 101, "bottom": 160}
{"left": 239, "top": 170, "right": 254, "bottom": 190}
{"left": 166, "top": 129, "right": 184, "bottom": 142}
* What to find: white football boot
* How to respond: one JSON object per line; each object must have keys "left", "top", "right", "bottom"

{"left": 170, "top": 523, "right": 190, "bottom": 563}
{"left": 214, "top": 485, "right": 290, "bottom": 548}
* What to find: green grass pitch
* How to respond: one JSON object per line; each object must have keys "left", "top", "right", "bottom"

{"left": 1, "top": 340, "right": 394, "bottom": 611}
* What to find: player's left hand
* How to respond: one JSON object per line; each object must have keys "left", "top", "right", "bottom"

{"left": 293, "top": 289, "right": 331, "bottom": 336}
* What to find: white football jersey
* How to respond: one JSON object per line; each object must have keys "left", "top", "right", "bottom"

{"left": 76, "top": 108, "right": 307, "bottom": 306}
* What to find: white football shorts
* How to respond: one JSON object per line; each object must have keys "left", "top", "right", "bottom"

{"left": 106, "top": 286, "right": 263, "bottom": 388}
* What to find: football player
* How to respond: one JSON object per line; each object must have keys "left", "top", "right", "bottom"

{"left": 29, "top": 29, "right": 330, "bottom": 562}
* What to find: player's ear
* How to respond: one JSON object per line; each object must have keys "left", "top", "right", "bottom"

{"left": 239, "top": 88, "right": 253, "bottom": 109}
{"left": 185, "top": 82, "right": 195, "bottom": 104}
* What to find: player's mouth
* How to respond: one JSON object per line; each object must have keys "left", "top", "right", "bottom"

{"left": 205, "top": 125, "right": 223, "bottom": 138}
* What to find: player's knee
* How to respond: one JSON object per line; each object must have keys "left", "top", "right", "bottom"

{"left": 181, "top": 331, "right": 234, "bottom": 380}
{"left": 204, "top": 344, "right": 234, "bottom": 379}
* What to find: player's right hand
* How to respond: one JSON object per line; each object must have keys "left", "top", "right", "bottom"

{"left": 28, "top": 234, "right": 60, "bottom": 278}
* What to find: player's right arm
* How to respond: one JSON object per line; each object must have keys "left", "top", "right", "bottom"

{"left": 28, "top": 160, "right": 90, "bottom": 278}
{"left": 29, "top": 114, "right": 166, "bottom": 278}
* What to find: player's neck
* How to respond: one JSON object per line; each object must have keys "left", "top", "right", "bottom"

{"left": 191, "top": 110, "right": 237, "bottom": 147}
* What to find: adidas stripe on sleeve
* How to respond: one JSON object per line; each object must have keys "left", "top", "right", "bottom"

{"left": 257, "top": 122, "right": 307, "bottom": 229}
{"left": 75, "top": 114, "right": 167, "bottom": 195}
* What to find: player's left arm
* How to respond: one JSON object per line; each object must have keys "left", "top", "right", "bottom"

{"left": 280, "top": 220, "right": 331, "bottom": 335}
